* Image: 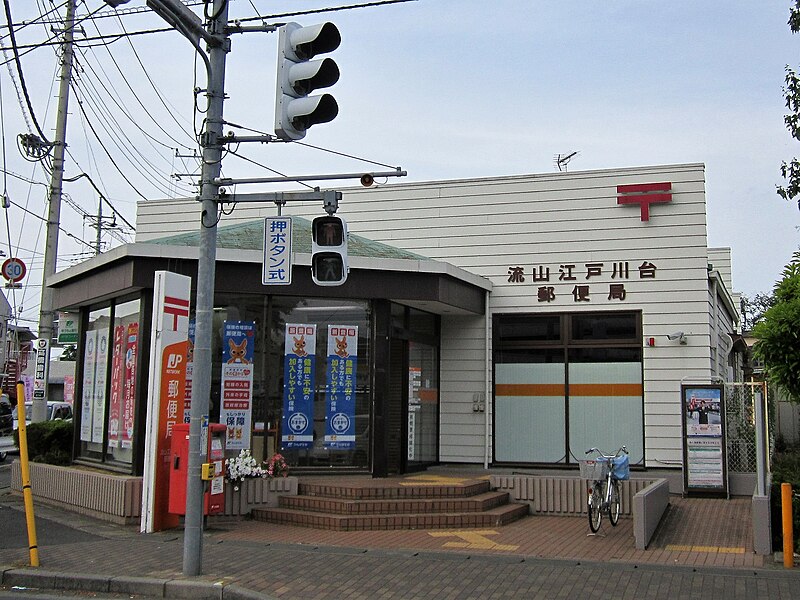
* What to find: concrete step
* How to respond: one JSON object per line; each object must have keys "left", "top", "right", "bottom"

{"left": 279, "top": 490, "right": 512, "bottom": 515}
{"left": 298, "top": 479, "right": 492, "bottom": 500}
{"left": 251, "top": 502, "right": 530, "bottom": 531}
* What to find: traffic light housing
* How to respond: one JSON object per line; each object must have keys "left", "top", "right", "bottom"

{"left": 311, "top": 215, "right": 348, "bottom": 286}
{"left": 274, "top": 22, "right": 341, "bottom": 141}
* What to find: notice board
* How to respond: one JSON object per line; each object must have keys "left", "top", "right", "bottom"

{"left": 681, "top": 384, "right": 728, "bottom": 496}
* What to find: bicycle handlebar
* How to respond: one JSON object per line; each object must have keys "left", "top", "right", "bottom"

{"left": 585, "top": 446, "right": 628, "bottom": 460}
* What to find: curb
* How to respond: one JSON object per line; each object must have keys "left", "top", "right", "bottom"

{"left": 0, "top": 566, "right": 278, "bottom": 600}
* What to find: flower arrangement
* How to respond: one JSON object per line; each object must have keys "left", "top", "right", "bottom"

{"left": 225, "top": 449, "right": 265, "bottom": 489}
{"left": 265, "top": 453, "right": 289, "bottom": 478}
{"left": 225, "top": 449, "right": 290, "bottom": 490}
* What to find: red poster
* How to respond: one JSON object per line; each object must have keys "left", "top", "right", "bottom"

{"left": 107, "top": 326, "right": 125, "bottom": 448}
{"left": 122, "top": 323, "right": 138, "bottom": 450}
{"left": 153, "top": 339, "right": 187, "bottom": 532}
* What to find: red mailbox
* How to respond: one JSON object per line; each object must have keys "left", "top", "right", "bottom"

{"left": 169, "top": 422, "right": 227, "bottom": 515}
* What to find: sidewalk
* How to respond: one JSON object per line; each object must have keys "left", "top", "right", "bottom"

{"left": 0, "top": 479, "right": 798, "bottom": 599}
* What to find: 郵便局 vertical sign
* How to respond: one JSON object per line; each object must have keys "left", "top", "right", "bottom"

{"left": 681, "top": 384, "right": 727, "bottom": 495}
{"left": 324, "top": 325, "right": 358, "bottom": 449}
{"left": 281, "top": 324, "right": 316, "bottom": 449}
{"left": 220, "top": 320, "right": 255, "bottom": 451}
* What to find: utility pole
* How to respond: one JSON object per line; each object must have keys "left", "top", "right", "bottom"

{"left": 183, "top": 0, "right": 228, "bottom": 577}
{"left": 34, "top": 0, "right": 76, "bottom": 423}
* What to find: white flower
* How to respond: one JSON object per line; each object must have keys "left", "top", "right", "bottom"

{"left": 225, "top": 449, "right": 267, "bottom": 484}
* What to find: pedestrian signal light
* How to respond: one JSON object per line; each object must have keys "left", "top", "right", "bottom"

{"left": 311, "top": 215, "right": 348, "bottom": 286}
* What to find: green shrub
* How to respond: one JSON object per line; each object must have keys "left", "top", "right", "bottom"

{"left": 13, "top": 420, "right": 73, "bottom": 465}
{"left": 771, "top": 449, "right": 800, "bottom": 549}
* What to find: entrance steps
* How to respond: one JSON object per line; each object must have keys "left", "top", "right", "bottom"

{"left": 251, "top": 476, "right": 529, "bottom": 531}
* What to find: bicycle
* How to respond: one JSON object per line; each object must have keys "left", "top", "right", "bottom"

{"left": 580, "top": 446, "right": 629, "bottom": 533}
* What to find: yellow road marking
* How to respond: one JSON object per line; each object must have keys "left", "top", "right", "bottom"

{"left": 429, "top": 530, "right": 519, "bottom": 551}
{"left": 666, "top": 544, "right": 745, "bottom": 554}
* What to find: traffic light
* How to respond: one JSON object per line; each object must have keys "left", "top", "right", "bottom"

{"left": 274, "top": 22, "right": 341, "bottom": 141}
{"left": 311, "top": 215, "right": 348, "bottom": 286}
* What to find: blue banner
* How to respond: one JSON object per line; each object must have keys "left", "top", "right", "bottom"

{"left": 281, "top": 324, "right": 316, "bottom": 449}
{"left": 324, "top": 325, "right": 358, "bottom": 449}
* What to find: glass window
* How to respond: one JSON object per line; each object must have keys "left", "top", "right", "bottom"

{"left": 494, "top": 312, "right": 643, "bottom": 466}
{"left": 570, "top": 313, "right": 638, "bottom": 341}
{"left": 105, "top": 299, "right": 140, "bottom": 466}
{"left": 407, "top": 342, "right": 438, "bottom": 465}
{"left": 495, "top": 314, "right": 561, "bottom": 343}
{"left": 212, "top": 295, "right": 372, "bottom": 470}
{"left": 78, "top": 306, "right": 112, "bottom": 461}
{"left": 77, "top": 299, "right": 141, "bottom": 468}
{"left": 495, "top": 349, "right": 566, "bottom": 463}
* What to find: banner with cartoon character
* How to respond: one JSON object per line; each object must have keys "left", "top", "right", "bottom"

{"left": 281, "top": 323, "right": 316, "bottom": 449}
{"left": 220, "top": 320, "right": 256, "bottom": 451}
{"left": 324, "top": 325, "right": 358, "bottom": 450}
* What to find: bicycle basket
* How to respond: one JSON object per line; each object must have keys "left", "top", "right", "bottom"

{"left": 611, "top": 454, "right": 630, "bottom": 481}
{"left": 579, "top": 459, "right": 608, "bottom": 480}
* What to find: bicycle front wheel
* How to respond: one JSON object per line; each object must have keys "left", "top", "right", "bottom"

{"left": 608, "top": 480, "right": 621, "bottom": 526}
{"left": 588, "top": 483, "right": 603, "bottom": 532}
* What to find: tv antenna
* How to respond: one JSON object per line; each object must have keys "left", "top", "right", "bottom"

{"left": 554, "top": 151, "right": 579, "bottom": 172}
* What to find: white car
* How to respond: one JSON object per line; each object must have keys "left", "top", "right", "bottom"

{"left": 12, "top": 401, "right": 73, "bottom": 431}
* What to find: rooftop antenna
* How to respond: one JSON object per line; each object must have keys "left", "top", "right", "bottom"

{"left": 554, "top": 151, "right": 579, "bottom": 172}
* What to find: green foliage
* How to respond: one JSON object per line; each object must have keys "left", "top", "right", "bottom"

{"left": 790, "top": 0, "right": 800, "bottom": 33}
{"left": 740, "top": 292, "right": 775, "bottom": 331}
{"left": 771, "top": 448, "right": 800, "bottom": 547}
{"left": 59, "top": 345, "right": 77, "bottom": 361}
{"left": 13, "top": 420, "right": 73, "bottom": 466}
{"left": 753, "top": 252, "right": 800, "bottom": 403}
{"left": 779, "top": 3, "right": 800, "bottom": 206}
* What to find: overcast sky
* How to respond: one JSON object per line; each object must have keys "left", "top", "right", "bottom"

{"left": 2, "top": 1, "right": 799, "bottom": 331}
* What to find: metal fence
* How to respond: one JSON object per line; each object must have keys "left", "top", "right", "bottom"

{"left": 725, "top": 382, "right": 771, "bottom": 473}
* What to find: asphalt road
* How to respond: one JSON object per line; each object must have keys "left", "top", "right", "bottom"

{"left": 0, "top": 462, "right": 103, "bottom": 550}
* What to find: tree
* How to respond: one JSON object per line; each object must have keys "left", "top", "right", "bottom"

{"left": 59, "top": 345, "right": 76, "bottom": 361}
{"left": 740, "top": 292, "right": 775, "bottom": 332}
{"left": 778, "top": 1, "right": 800, "bottom": 207}
{"left": 752, "top": 251, "right": 800, "bottom": 402}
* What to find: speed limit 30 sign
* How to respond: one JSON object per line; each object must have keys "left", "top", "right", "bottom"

{"left": 1, "top": 258, "right": 26, "bottom": 283}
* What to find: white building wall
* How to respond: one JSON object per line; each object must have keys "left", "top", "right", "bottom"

{"left": 137, "top": 163, "right": 719, "bottom": 468}
{"left": 439, "top": 313, "right": 490, "bottom": 464}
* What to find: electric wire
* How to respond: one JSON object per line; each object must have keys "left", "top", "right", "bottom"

{"left": 69, "top": 89, "right": 149, "bottom": 202}
{"left": 233, "top": 0, "right": 417, "bottom": 24}
{"left": 70, "top": 72, "right": 194, "bottom": 198}
{"left": 2, "top": 0, "right": 50, "bottom": 143}
{"left": 108, "top": 12, "right": 196, "bottom": 148}
{"left": 72, "top": 53, "right": 176, "bottom": 149}
{"left": 70, "top": 52, "right": 195, "bottom": 195}
{"left": 226, "top": 148, "right": 315, "bottom": 190}
{"left": 0, "top": 1, "right": 67, "bottom": 42}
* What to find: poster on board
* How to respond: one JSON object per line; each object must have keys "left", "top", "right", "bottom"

{"left": 681, "top": 384, "right": 728, "bottom": 496}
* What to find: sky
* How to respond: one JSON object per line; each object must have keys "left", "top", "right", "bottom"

{"left": 1, "top": 0, "right": 799, "bottom": 332}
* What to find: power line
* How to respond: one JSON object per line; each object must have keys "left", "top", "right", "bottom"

{"left": 2, "top": 0, "right": 50, "bottom": 143}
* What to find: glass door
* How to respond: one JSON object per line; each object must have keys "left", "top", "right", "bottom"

{"left": 406, "top": 342, "right": 438, "bottom": 467}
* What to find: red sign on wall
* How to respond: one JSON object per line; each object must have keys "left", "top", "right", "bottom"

{"left": 617, "top": 182, "right": 672, "bottom": 221}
